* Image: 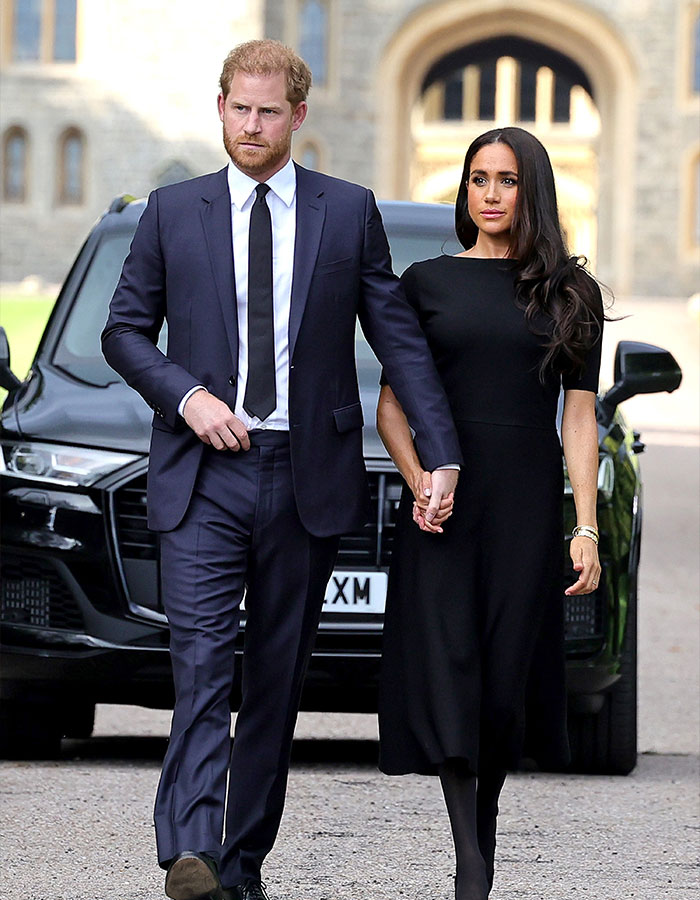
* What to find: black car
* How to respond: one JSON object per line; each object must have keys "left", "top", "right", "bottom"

{"left": 0, "top": 196, "right": 681, "bottom": 774}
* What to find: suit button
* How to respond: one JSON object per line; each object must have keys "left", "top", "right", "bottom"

{"left": 229, "top": 375, "right": 236, "bottom": 386}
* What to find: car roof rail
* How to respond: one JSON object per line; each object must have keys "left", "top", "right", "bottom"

{"left": 108, "top": 194, "right": 137, "bottom": 214}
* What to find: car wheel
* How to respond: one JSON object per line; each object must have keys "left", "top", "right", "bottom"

{"left": 61, "top": 702, "right": 96, "bottom": 739}
{"left": 567, "top": 583, "right": 638, "bottom": 775}
{"left": 0, "top": 699, "right": 63, "bottom": 759}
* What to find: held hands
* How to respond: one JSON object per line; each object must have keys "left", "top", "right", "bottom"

{"left": 565, "top": 535, "right": 602, "bottom": 595}
{"left": 183, "top": 389, "right": 250, "bottom": 451}
{"left": 411, "top": 468, "right": 458, "bottom": 534}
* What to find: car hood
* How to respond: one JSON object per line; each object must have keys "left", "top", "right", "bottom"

{"left": 5, "top": 360, "right": 392, "bottom": 461}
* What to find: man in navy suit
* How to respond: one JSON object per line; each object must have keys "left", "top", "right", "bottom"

{"left": 102, "top": 39, "right": 460, "bottom": 900}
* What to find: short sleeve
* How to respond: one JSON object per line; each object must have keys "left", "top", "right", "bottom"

{"left": 562, "top": 280, "right": 604, "bottom": 392}
{"left": 379, "top": 263, "right": 421, "bottom": 387}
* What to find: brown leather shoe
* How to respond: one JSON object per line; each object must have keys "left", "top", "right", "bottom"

{"left": 164, "top": 851, "right": 224, "bottom": 900}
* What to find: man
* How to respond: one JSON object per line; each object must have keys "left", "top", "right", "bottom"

{"left": 102, "top": 39, "right": 460, "bottom": 900}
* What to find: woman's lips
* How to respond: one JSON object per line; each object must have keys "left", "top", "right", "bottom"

{"left": 481, "top": 209, "right": 504, "bottom": 218}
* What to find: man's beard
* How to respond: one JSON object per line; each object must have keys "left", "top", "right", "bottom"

{"left": 223, "top": 122, "right": 292, "bottom": 176}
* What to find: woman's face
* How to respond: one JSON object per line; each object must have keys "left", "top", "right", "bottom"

{"left": 467, "top": 142, "right": 519, "bottom": 239}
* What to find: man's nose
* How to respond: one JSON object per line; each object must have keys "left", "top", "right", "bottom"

{"left": 245, "top": 112, "right": 262, "bottom": 134}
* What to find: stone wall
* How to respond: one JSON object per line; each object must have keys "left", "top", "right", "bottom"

{"left": 1, "top": 0, "right": 697, "bottom": 296}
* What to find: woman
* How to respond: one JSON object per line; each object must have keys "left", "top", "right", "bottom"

{"left": 377, "top": 127, "right": 604, "bottom": 899}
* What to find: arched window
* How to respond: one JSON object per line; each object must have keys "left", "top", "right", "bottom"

{"left": 296, "top": 141, "right": 321, "bottom": 171}
{"left": 420, "top": 37, "right": 593, "bottom": 126}
{"left": 3, "top": 127, "right": 29, "bottom": 202}
{"left": 57, "top": 128, "right": 84, "bottom": 205}
{"left": 299, "top": 0, "right": 328, "bottom": 87}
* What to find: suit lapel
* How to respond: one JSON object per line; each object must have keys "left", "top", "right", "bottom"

{"left": 199, "top": 168, "right": 238, "bottom": 363}
{"left": 290, "top": 165, "right": 326, "bottom": 358}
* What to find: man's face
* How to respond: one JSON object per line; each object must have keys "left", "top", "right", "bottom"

{"left": 218, "top": 71, "right": 307, "bottom": 182}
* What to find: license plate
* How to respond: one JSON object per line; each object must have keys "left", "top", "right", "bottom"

{"left": 323, "top": 570, "right": 387, "bottom": 614}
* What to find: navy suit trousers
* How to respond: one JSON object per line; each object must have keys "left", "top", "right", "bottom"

{"left": 154, "top": 432, "right": 339, "bottom": 885}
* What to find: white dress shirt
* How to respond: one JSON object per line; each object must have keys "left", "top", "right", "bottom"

{"left": 178, "top": 158, "right": 296, "bottom": 429}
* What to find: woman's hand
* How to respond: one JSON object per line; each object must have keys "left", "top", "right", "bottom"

{"left": 410, "top": 470, "right": 454, "bottom": 534}
{"left": 565, "top": 535, "right": 601, "bottom": 595}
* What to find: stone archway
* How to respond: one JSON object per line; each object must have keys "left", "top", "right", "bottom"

{"left": 376, "top": 0, "right": 637, "bottom": 292}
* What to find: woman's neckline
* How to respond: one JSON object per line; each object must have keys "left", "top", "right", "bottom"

{"left": 445, "top": 254, "right": 517, "bottom": 262}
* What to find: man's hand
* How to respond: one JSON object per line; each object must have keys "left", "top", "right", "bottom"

{"left": 183, "top": 390, "right": 250, "bottom": 451}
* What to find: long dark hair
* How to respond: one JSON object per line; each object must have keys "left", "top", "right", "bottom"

{"left": 455, "top": 126, "right": 604, "bottom": 379}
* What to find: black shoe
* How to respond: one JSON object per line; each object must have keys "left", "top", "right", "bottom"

{"left": 227, "top": 880, "right": 270, "bottom": 900}
{"left": 164, "top": 851, "right": 224, "bottom": 900}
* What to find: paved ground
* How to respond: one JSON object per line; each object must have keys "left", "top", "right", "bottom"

{"left": 1, "top": 296, "right": 698, "bottom": 899}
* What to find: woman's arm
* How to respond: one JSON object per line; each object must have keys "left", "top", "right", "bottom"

{"left": 377, "top": 384, "right": 453, "bottom": 532}
{"left": 561, "top": 389, "right": 602, "bottom": 595}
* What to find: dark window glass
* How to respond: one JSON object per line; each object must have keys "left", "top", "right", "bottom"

{"left": 12, "top": 0, "right": 41, "bottom": 61}
{"left": 53, "top": 232, "right": 168, "bottom": 385}
{"left": 59, "top": 130, "right": 84, "bottom": 204}
{"left": 553, "top": 75, "right": 572, "bottom": 123}
{"left": 479, "top": 61, "right": 496, "bottom": 120}
{"left": 53, "top": 0, "right": 77, "bottom": 61}
{"left": 519, "top": 60, "right": 538, "bottom": 121}
{"left": 3, "top": 129, "right": 28, "bottom": 201}
{"left": 443, "top": 71, "right": 464, "bottom": 120}
{"left": 299, "top": 0, "right": 328, "bottom": 87}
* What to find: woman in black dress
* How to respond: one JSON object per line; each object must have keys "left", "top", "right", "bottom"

{"left": 377, "top": 127, "right": 604, "bottom": 899}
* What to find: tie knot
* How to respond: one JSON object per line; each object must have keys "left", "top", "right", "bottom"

{"left": 255, "top": 183, "right": 271, "bottom": 202}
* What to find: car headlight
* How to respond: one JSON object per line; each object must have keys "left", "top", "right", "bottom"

{"left": 1, "top": 441, "right": 140, "bottom": 487}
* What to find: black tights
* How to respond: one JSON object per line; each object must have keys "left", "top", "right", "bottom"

{"left": 438, "top": 761, "right": 507, "bottom": 899}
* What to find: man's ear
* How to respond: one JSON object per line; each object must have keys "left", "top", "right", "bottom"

{"left": 217, "top": 93, "right": 225, "bottom": 122}
{"left": 291, "top": 101, "right": 308, "bottom": 132}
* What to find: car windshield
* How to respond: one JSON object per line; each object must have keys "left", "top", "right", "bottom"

{"left": 50, "top": 213, "right": 460, "bottom": 387}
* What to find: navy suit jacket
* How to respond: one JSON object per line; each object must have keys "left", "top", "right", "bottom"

{"left": 102, "top": 164, "right": 462, "bottom": 535}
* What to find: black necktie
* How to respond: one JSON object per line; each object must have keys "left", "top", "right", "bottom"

{"left": 243, "top": 183, "right": 276, "bottom": 421}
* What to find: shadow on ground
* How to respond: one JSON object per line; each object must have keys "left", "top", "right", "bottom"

{"left": 55, "top": 735, "right": 380, "bottom": 766}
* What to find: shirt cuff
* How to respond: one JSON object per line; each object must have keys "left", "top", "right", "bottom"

{"left": 178, "top": 385, "right": 207, "bottom": 417}
{"left": 435, "top": 464, "right": 460, "bottom": 471}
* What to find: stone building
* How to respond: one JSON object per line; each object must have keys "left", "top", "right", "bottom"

{"left": 1, "top": 0, "right": 698, "bottom": 297}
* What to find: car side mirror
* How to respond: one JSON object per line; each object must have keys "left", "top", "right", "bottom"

{"left": 0, "top": 326, "right": 22, "bottom": 392}
{"left": 598, "top": 340, "right": 682, "bottom": 426}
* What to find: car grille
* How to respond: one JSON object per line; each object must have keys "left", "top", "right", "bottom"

{"left": 336, "top": 471, "right": 404, "bottom": 568}
{"left": 563, "top": 564, "right": 607, "bottom": 654}
{"left": 564, "top": 590, "right": 604, "bottom": 639}
{"left": 113, "top": 470, "right": 404, "bottom": 571}
{"left": 113, "top": 474, "right": 156, "bottom": 560}
{"left": 0, "top": 555, "right": 84, "bottom": 630}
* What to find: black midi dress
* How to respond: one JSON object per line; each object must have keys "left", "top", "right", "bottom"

{"left": 377, "top": 256, "right": 603, "bottom": 776}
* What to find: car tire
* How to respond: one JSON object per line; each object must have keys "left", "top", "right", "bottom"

{"left": 0, "top": 699, "right": 63, "bottom": 759}
{"left": 567, "top": 583, "right": 638, "bottom": 776}
{"left": 61, "top": 702, "right": 96, "bottom": 739}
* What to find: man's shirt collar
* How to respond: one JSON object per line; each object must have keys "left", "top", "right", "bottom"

{"left": 227, "top": 157, "right": 296, "bottom": 210}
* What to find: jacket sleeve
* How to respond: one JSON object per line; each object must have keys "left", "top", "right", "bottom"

{"left": 101, "top": 191, "right": 200, "bottom": 428}
{"left": 356, "top": 190, "right": 463, "bottom": 470}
